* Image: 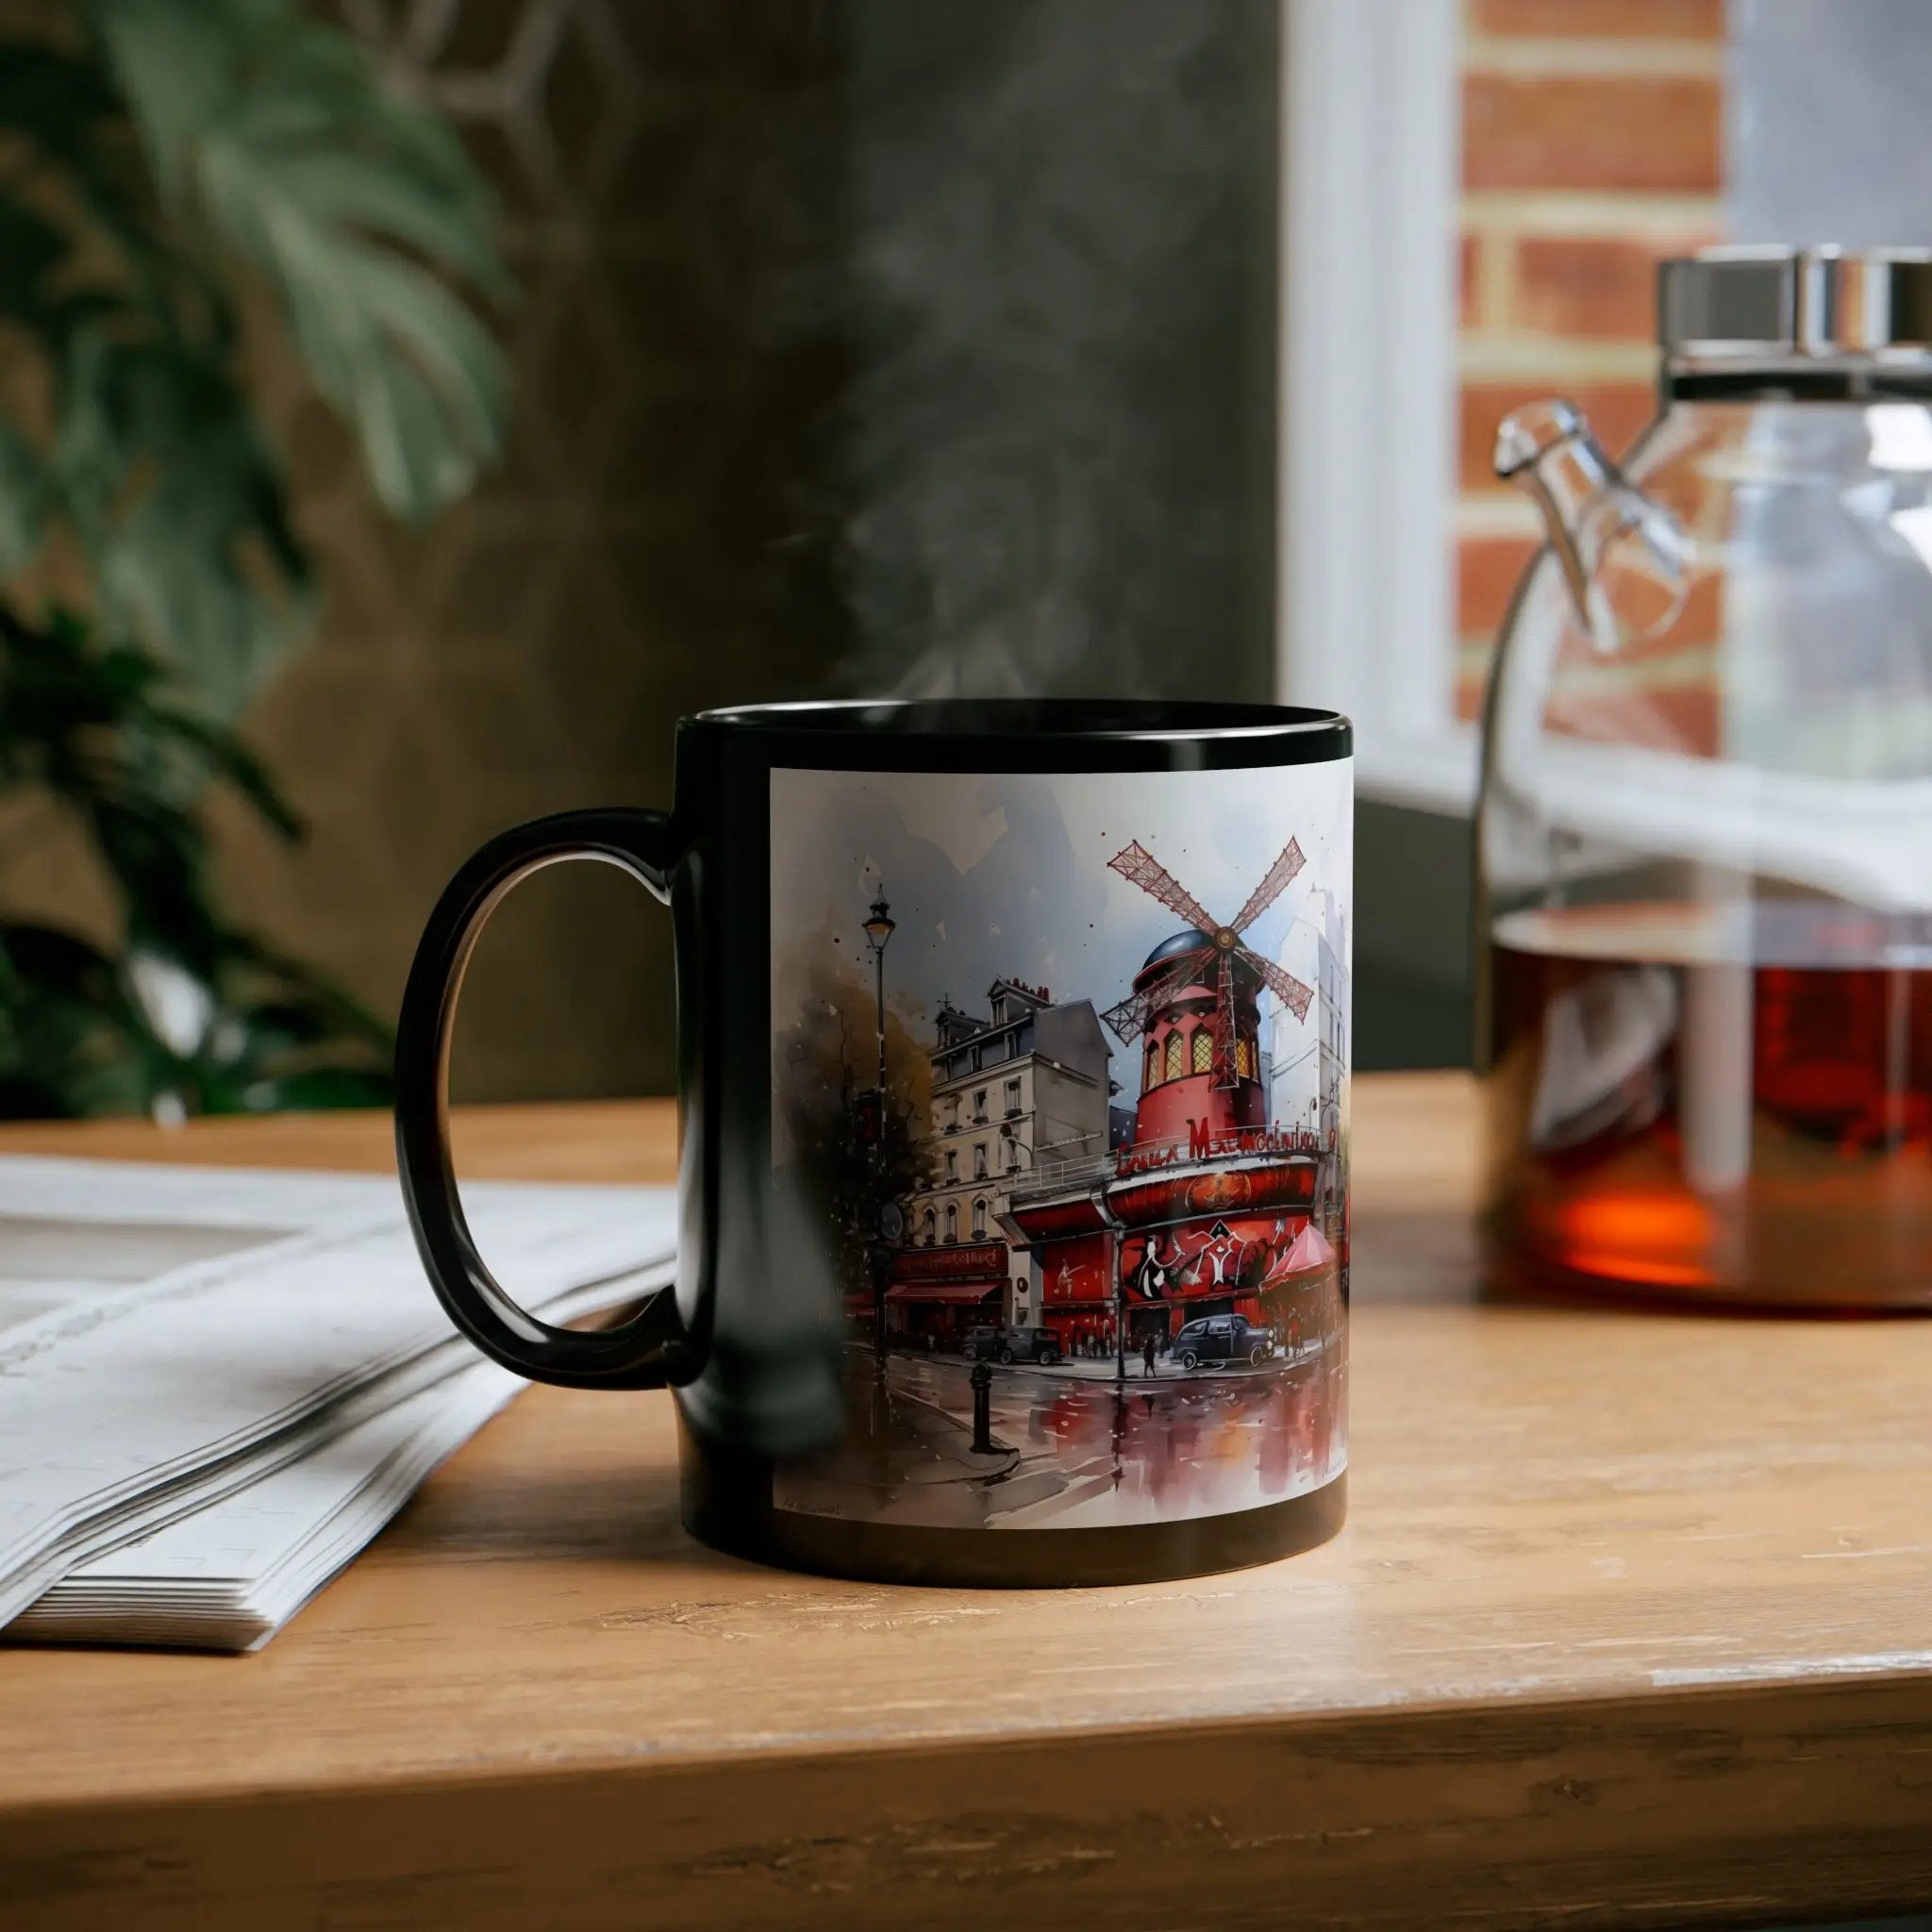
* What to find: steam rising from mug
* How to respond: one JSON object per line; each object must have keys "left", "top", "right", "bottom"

{"left": 836, "top": 1, "right": 1267, "bottom": 701}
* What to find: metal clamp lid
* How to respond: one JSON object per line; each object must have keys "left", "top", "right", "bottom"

{"left": 1659, "top": 246, "right": 1932, "bottom": 368}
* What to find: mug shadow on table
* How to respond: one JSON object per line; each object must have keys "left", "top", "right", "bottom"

{"left": 388, "top": 1463, "right": 709, "bottom": 1570}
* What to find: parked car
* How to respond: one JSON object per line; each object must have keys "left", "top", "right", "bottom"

{"left": 1172, "top": 1314, "right": 1273, "bottom": 1370}
{"left": 965, "top": 1324, "right": 1062, "bottom": 1365}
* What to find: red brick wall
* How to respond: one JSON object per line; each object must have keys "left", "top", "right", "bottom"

{"left": 1455, "top": 0, "right": 1724, "bottom": 720}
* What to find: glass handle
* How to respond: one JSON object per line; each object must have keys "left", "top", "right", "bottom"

{"left": 1496, "top": 396, "right": 1690, "bottom": 650}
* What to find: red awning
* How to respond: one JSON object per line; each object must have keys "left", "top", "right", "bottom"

{"left": 886, "top": 1281, "right": 1002, "bottom": 1307}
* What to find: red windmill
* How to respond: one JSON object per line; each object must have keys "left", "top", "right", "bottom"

{"left": 1101, "top": 839, "right": 1316, "bottom": 1090}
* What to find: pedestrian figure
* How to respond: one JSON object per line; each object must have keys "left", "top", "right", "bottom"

{"left": 1141, "top": 1333, "right": 1158, "bottom": 1379}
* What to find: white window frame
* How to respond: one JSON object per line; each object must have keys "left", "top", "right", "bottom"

{"left": 1277, "top": 0, "right": 1474, "bottom": 815}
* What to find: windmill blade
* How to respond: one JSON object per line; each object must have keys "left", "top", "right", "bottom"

{"left": 1228, "top": 837, "right": 1307, "bottom": 936}
{"left": 1108, "top": 841, "right": 1220, "bottom": 936}
{"left": 1241, "top": 944, "right": 1316, "bottom": 1024}
{"left": 1210, "top": 951, "right": 1240, "bottom": 1089}
{"left": 1100, "top": 956, "right": 1205, "bottom": 1043}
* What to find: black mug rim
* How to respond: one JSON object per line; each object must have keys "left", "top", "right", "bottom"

{"left": 693, "top": 696, "right": 1345, "bottom": 740}
{"left": 683, "top": 698, "right": 1352, "bottom": 770}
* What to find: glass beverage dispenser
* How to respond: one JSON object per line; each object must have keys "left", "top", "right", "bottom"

{"left": 1479, "top": 247, "right": 1932, "bottom": 1309}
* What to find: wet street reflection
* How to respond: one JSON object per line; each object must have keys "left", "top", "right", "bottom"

{"left": 774, "top": 1341, "right": 1348, "bottom": 1530}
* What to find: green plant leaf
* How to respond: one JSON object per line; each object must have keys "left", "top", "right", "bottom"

{"left": 0, "top": 919, "right": 152, "bottom": 1119}
{"left": 146, "top": 701, "right": 302, "bottom": 839}
{"left": 225, "top": 932, "right": 394, "bottom": 1048}
{"left": 50, "top": 329, "right": 315, "bottom": 714}
{"left": 87, "top": 0, "right": 510, "bottom": 524}
{"left": 236, "top": 1066, "right": 391, "bottom": 1112}
{"left": 0, "top": 424, "right": 44, "bottom": 575}
{"left": 0, "top": 0, "right": 477, "bottom": 1119}
{"left": 270, "top": 233, "right": 507, "bottom": 516}
{"left": 0, "top": 45, "right": 120, "bottom": 156}
{"left": 0, "top": 41, "right": 219, "bottom": 344}
{"left": 0, "top": 200, "right": 70, "bottom": 331}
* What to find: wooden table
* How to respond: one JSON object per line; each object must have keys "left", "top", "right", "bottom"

{"left": 2, "top": 1074, "right": 1929, "bottom": 1931}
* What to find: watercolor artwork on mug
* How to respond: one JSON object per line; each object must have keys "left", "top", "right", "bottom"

{"left": 769, "top": 761, "right": 1351, "bottom": 1531}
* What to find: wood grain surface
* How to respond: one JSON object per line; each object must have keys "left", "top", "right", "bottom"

{"left": 1, "top": 1074, "right": 1929, "bottom": 1930}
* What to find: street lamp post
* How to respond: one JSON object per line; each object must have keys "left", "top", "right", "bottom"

{"left": 862, "top": 895, "right": 896, "bottom": 1375}
{"left": 863, "top": 895, "right": 895, "bottom": 1168}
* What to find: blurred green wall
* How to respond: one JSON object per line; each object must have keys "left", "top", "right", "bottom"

{"left": 1355, "top": 801, "right": 1473, "bottom": 1072}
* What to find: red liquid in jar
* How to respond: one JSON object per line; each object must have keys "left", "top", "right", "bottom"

{"left": 1483, "top": 902, "right": 1932, "bottom": 1309}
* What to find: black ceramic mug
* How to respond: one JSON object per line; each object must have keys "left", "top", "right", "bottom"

{"left": 396, "top": 700, "right": 1353, "bottom": 1587}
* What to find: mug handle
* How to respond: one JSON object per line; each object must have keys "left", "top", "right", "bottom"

{"left": 394, "top": 808, "right": 691, "bottom": 1390}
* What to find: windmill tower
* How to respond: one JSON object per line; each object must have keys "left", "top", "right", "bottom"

{"left": 1101, "top": 840, "right": 1316, "bottom": 1148}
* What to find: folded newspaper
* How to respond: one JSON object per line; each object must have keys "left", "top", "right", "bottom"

{"left": 0, "top": 1156, "right": 675, "bottom": 1652}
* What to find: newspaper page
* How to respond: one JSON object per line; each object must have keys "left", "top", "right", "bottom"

{"left": 0, "top": 1158, "right": 676, "bottom": 1632}
{"left": 13, "top": 1260, "right": 670, "bottom": 1650}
